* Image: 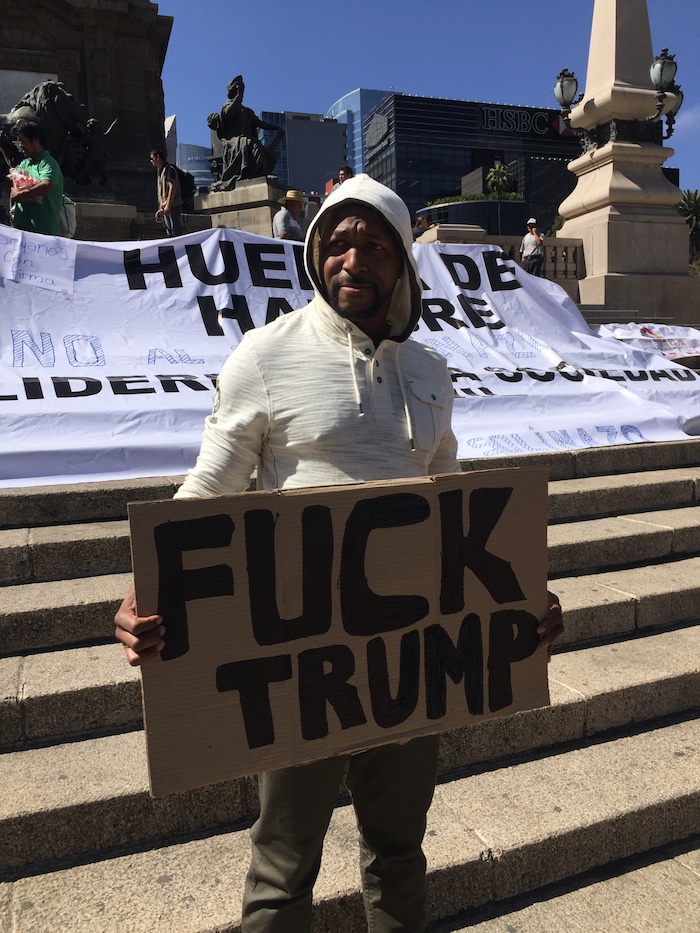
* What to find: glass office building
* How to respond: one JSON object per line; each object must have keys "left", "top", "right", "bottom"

{"left": 363, "top": 94, "right": 582, "bottom": 230}
{"left": 259, "top": 111, "right": 288, "bottom": 186}
{"left": 259, "top": 111, "right": 346, "bottom": 194}
{"left": 326, "top": 88, "right": 393, "bottom": 176}
{"left": 175, "top": 142, "right": 214, "bottom": 190}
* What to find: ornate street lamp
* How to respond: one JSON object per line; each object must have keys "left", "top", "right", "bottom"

{"left": 553, "top": 69, "right": 579, "bottom": 129}
{"left": 650, "top": 48, "right": 678, "bottom": 100}
{"left": 555, "top": 48, "right": 683, "bottom": 148}
{"left": 554, "top": 69, "right": 596, "bottom": 150}
{"left": 648, "top": 48, "right": 682, "bottom": 138}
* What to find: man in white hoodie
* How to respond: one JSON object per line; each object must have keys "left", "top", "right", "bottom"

{"left": 115, "top": 175, "right": 563, "bottom": 932}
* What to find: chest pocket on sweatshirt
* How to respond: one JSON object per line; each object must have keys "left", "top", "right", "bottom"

{"left": 406, "top": 379, "right": 448, "bottom": 452}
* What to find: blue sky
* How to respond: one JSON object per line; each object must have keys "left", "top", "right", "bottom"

{"left": 156, "top": 0, "right": 700, "bottom": 193}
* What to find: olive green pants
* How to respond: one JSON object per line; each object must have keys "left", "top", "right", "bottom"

{"left": 241, "top": 734, "right": 440, "bottom": 932}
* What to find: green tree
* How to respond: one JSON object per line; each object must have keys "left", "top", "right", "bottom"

{"left": 486, "top": 163, "right": 512, "bottom": 236}
{"left": 677, "top": 189, "right": 700, "bottom": 260}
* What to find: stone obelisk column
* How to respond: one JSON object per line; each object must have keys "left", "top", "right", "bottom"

{"left": 558, "top": 0, "right": 700, "bottom": 321}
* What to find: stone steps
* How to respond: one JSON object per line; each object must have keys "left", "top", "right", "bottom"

{"left": 3, "top": 715, "right": 700, "bottom": 932}
{"left": 2, "top": 623, "right": 699, "bottom": 879}
{"left": 0, "top": 476, "right": 181, "bottom": 530}
{"left": 2, "top": 578, "right": 700, "bottom": 752}
{"left": 4, "top": 544, "right": 700, "bottom": 658}
{"left": 0, "top": 519, "right": 131, "bottom": 585}
{"left": 1, "top": 505, "right": 698, "bottom": 587}
{"left": 0, "top": 571, "right": 132, "bottom": 654}
{"left": 2, "top": 439, "right": 700, "bottom": 931}
{"left": 0, "top": 438, "right": 699, "bottom": 531}
{"left": 10, "top": 471, "right": 685, "bottom": 534}
{"left": 547, "top": 465, "right": 700, "bottom": 522}
{"left": 0, "top": 642, "right": 141, "bottom": 748}
{"left": 433, "top": 839, "right": 700, "bottom": 932}
{"left": 547, "top": 506, "right": 700, "bottom": 576}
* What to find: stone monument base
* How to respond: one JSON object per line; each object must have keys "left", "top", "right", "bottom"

{"left": 195, "top": 177, "right": 286, "bottom": 238}
{"left": 559, "top": 202, "right": 690, "bottom": 278}
{"left": 132, "top": 211, "right": 212, "bottom": 242}
{"left": 576, "top": 273, "right": 700, "bottom": 327}
{"left": 560, "top": 204, "right": 700, "bottom": 325}
{"left": 555, "top": 136, "right": 699, "bottom": 324}
{"left": 72, "top": 200, "right": 212, "bottom": 242}
{"left": 74, "top": 201, "right": 137, "bottom": 242}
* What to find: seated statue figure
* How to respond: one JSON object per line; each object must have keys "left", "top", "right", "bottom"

{"left": 207, "top": 75, "right": 283, "bottom": 191}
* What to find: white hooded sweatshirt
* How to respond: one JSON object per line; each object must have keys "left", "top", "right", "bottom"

{"left": 176, "top": 175, "right": 459, "bottom": 498}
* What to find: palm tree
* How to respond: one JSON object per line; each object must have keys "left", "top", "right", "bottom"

{"left": 486, "top": 163, "right": 511, "bottom": 236}
{"left": 677, "top": 189, "right": 700, "bottom": 260}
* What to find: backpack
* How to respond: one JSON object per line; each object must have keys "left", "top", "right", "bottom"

{"left": 174, "top": 167, "right": 196, "bottom": 212}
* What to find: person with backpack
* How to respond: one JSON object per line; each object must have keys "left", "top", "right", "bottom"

{"left": 149, "top": 147, "right": 182, "bottom": 237}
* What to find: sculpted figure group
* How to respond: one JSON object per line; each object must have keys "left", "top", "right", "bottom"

{"left": 0, "top": 80, "right": 116, "bottom": 187}
{"left": 1, "top": 75, "right": 286, "bottom": 197}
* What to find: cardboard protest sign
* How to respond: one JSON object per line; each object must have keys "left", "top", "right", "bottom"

{"left": 129, "top": 467, "right": 549, "bottom": 797}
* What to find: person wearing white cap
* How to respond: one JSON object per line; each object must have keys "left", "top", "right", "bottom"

{"left": 520, "top": 217, "right": 544, "bottom": 276}
{"left": 273, "top": 188, "right": 305, "bottom": 240}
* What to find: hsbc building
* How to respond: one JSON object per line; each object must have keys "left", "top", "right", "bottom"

{"left": 362, "top": 93, "right": 581, "bottom": 230}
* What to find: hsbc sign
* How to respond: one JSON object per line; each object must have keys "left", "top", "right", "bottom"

{"left": 481, "top": 107, "right": 553, "bottom": 136}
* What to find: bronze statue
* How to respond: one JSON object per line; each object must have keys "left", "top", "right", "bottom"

{"left": 75, "top": 117, "right": 119, "bottom": 185}
{"left": 207, "top": 75, "right": 284, "bottom": 191}
{"left": 5, "top": 81, "right": 86, "bottom": 165}
{"left": 0, "top": 80, "right": 117, "bottom": 187}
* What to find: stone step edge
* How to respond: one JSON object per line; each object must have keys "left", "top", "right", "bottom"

{"left": 2, "top": 630, "right": 700, "bottom": 873}
{"left": 3, "top": 552, "right": 700, "bottom": 657}
{"left": 0, "top": 463, "right": 698, "bottom": 533}
{"left": 5, "top": 467, "right": 700, "bottom": 554}
{"left": 2, "top": 438, "right": 700, "bottom": 528}
{"left": 0, "top": 477, "right": 183, "bottom": 530}
{"left": 4, "top": 500, "right": 700, "bottom": 586}
{"left": 547, "top": 508, "right": 700, "bottom": 576}
{"left": 547, "top": 465, "right": 700, "bottom": 518}
{"left": 3, "top": 716, "right": 700, "bottom": 931}
{"left": 0, "top": 572, "right": 133, "bottom": 658}
{"left": 5, "top": 505, "right": 700, "bottom": 595}
{"left": 3, "top": 618, "right": 700, "bottom": 754}
{"left": 430, "top": 836, "right": 700, "bottom": 932}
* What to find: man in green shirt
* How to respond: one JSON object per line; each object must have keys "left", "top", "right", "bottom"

{"left": 5, "top": 119, "right": 64, "bottom": 236}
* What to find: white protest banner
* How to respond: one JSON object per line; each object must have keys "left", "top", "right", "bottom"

{"left": 129, "top": 468, "right": 549, "bottom": 796}
{"left": 1, "top": 226, "right": 697, "bottom": 487}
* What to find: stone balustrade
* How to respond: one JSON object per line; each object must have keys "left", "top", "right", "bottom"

{"left": 416, "top": 225, "right": 584, "bottom": 300}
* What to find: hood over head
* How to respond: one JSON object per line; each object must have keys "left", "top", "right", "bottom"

{"left": 303, "top": 174, "right": 422, "bottom": 343}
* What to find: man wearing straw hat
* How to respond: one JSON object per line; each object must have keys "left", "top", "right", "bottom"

{"left": 273, "top": 188, "right": 305, "bottom": 240}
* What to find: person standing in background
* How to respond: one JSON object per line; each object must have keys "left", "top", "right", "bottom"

{"left": 273, "top": 188, "right": 305, "bottom": 240}
{"left": 332, "top": 164, "right": 354, "bottom": 191}
{"left": 150, "top": 147, "right": 182, "bottom": 237}
{"left": 4, "top": 119, "right": 63, "bottom": 235}
{"left": 520, "top": 217, "right": 544, "bottom": 276}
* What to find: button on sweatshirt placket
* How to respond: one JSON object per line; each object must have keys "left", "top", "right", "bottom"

{"left": 361, "top": 340, "right": 394, "bottom": 415}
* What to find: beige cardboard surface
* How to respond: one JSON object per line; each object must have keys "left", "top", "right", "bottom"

{"left": 129, "top": 468, "right": 549, "bottom": 796}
